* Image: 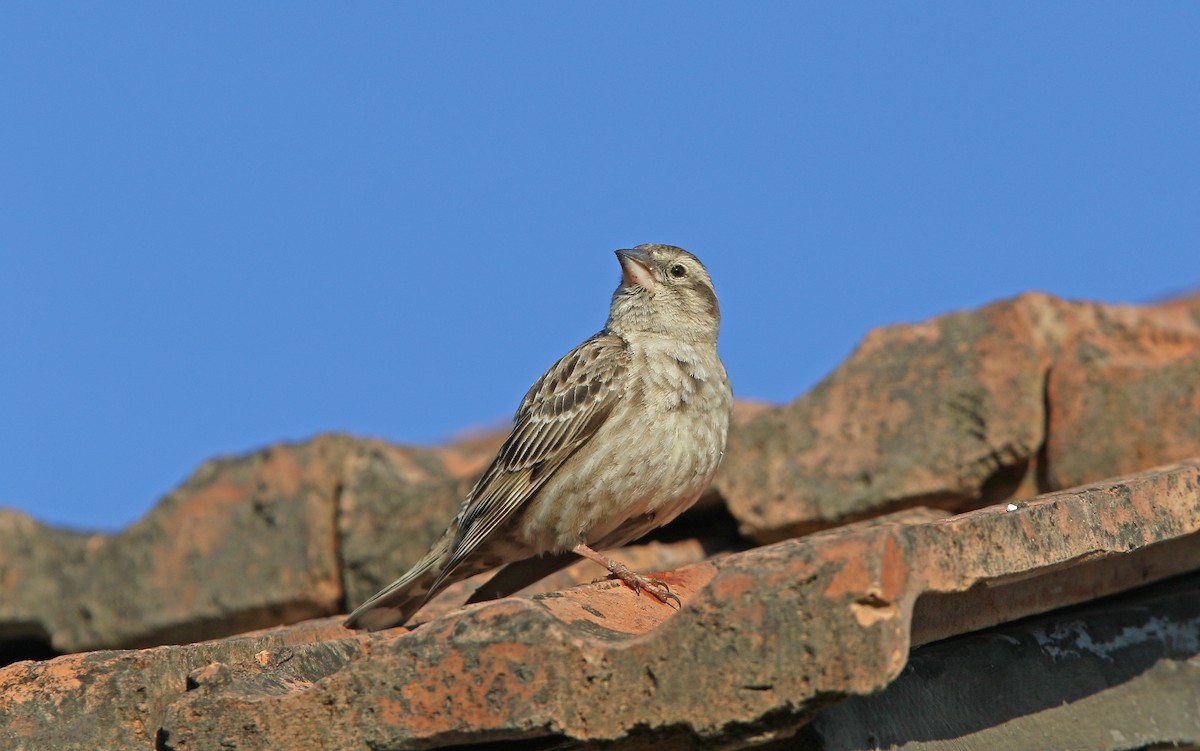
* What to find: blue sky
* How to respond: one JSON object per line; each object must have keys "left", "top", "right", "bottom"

{"left": 2, "top": 5, "right": 1197, "bottom": 531}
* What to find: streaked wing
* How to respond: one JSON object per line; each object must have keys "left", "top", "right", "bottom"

{"left": 431, "top": 333, "right": 629, "bottom": 591}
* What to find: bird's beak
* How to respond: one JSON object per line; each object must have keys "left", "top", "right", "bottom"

{"left": 615, "top": 248, "right": 656, "bottom": 292}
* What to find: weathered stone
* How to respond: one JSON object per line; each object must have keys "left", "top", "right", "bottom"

{"left": 1047, "top": 352, "right": 1200, "bottom": 490}
{"left": 149, "top": 462, "right": 1197, "bottom": 750}
{"left": 0, "top": 538, "right": 723, "bottom": 751}
{"left": 0, "top": 436, "right": 351, "bottom": 654}
{"left": 0, "top": 433, "right": 503, "bottom": 656}
{"left": 0, "top": 509, "right": 90, "bottom": 659}
{"left": 334, "top": 437, "right": 496, "bottom": 612}
{"left": 3, "top": 462, "right": 1196, "bottom": 750}
{"left": 717, "top": 292, "right": 1200, "bottom": 543}
{"left": 0, "top": 618, "right": 360, "bottom": 751}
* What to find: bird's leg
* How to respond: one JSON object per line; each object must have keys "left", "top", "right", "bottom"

{"left": 572, "top": 544, "right": 682, "bottom": 607}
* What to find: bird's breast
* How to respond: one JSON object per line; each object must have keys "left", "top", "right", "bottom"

{"left": 517, "top": 339, "right": 732, "bottom": 553}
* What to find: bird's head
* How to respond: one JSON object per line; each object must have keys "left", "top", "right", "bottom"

{"left": 607, "top": 244, "right": 720, "bottom": 344}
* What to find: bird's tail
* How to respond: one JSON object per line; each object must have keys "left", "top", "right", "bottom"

{"left": 343, "top": 535, "right": 458, "bottom": 631}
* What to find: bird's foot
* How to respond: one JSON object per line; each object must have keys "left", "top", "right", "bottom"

{"left": 600, "top": 562, "right": 682, "bottom": 607}
{"left": 573, "top": 544, "right": 682, "bottom": 607}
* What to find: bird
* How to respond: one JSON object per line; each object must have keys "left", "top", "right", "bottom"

{"left": 344, "top": 244, "right": 733, "bottom": 631}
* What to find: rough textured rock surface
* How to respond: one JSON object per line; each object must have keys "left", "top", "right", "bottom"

{"left": 0, "top": 437, "right": 346, "bottom": 655}
{"left": 0, "top": 619, "right": 356, "bottom": 751}
{"left": 4, "top": 462, "right": 1196, "bottom": 751}
{"left": 0, "top": 433, "right": 502, "bottom": 656}
{"left": 1046, "top": 350, "right": 1200, "bottom": 490}
{"left": 333, "top": 435, "right": 499, "bottom": 612}
{"left": 717, "top": 292, "right": 1200, "bottom": 542}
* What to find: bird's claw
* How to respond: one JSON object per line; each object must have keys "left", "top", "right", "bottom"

{"left": 601, "top": 569, "right": 682, "bottom": 608}
{"left": 645, "top": 578, "right": 682, "bottom": 608}
{"left": 573, "top": 544, "right": 683, "bottom": 609}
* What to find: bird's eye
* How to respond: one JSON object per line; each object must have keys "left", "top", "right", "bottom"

{"left": 669, "top": 264, "right": 687, "bottom": 278}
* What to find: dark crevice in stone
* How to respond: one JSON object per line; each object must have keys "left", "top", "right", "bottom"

{"left": 414, "top": 734, "right": 574, "bottom": 751}
{"left": 640, "top": 494, "right": 754, "bottom": 554}
{"left": 1035, "top": 366, "right": 1054, "bottom": 494}
{"left": 978, "top": 456, "right": 1033, "bottom": 505}
{"left": 0, "top": 635, "right": 60, "bottom": 667}
{"left": 329, "top": 478, "right": 351, "bottom": 614}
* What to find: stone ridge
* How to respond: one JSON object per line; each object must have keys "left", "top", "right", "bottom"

{"left": 2, "top": 463, "right": 1196, "bottom": 750}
